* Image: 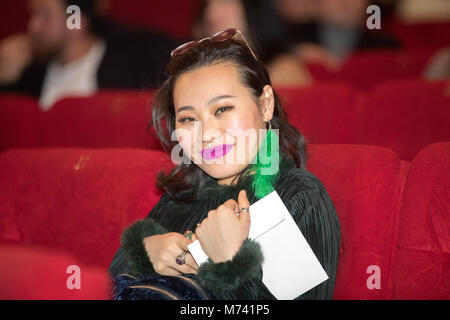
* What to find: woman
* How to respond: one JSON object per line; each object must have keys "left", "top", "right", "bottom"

{"left": 192, "top": 0, "right": 312, "bottom": 87}
{"left": 109, "top": 28, "right": 341, "bottom": 300}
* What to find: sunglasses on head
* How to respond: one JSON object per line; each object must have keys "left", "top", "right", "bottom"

{"left": 170, "top": 28, "right": 258, "bottom": 61}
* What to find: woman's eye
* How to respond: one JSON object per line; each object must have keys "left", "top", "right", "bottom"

{"left": 215, "top": 106, "right": 233, "bottom": 116}
{"left": 177, "top": 117, "right": 196, "bottom": 123}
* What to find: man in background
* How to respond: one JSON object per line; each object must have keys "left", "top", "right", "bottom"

{"left": 0, "top": 0, "right": 177, "bottom": 110}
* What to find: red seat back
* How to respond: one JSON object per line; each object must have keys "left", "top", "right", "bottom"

{"left": 0, "top": 94, "right": 41, "bottom": 152}
{"left": 41, "top": 91, "right": 162, "bottom": 150}
{"left": 387, "top": 21, "right": 450, "bottom": 51}
{"left": 392, "top": 142, "right": 450, "bottom": 299}
{"left": 0, "top": 148, "right": 173, "bottom": 269}
{"left": 0, "top": 243, "right": 111, "bottom": 300}
{"left": 337, "top": 50, "right": 435, "bottom": 90}
{"left": 359, "top": 80, "right": 450, "bottom": 160}
{"left": 307, "top": 50, "right": 436, "bottom": 90}
{"left": 105, "top": 0, "right": 201, "bottom": 39}
{"left": 278, "top": 84, "right": 363, "bottom": 144}
{"left": 306, "top": 144, "right": 409, "bottom": 299}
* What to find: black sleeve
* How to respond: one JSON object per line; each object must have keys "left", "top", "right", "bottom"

{"left": 286, "top": 187, "right": 341, "bottom": 300}
{"left": 0, "top": 61, "right": 46, "bottom": 97}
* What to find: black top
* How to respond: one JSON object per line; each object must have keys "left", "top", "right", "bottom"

{"left": 109, "top": 155, "right": 341, "bottom": 300}
{"left": 0, "top": 19, "right": 178, "bottom": 97}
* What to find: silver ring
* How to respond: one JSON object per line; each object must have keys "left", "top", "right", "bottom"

{"left": 176, "top": 251, "right": 187, "bottom": 265}
{"left": 239, "top": 207, "right": 250, "bottom": 213}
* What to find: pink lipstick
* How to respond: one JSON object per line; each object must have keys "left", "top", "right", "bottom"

{"left": 201, "top": 144, "right": 234, "bottom": 160}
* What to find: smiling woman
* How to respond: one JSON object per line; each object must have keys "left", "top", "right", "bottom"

{"left": 173, "top": 62, "right": 273, "bottom": 186}
{"left": 109, "top": 29, "right": 341, "bottom": 300}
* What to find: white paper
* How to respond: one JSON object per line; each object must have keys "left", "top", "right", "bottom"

{"left": 256, "top": 191, "right": 329, "bottom": 299}
{"left": 187, "top": 240, "right": 209, "bottom": 264}
{"left": 188, "top": 191, "right": 329, "bottom": 299}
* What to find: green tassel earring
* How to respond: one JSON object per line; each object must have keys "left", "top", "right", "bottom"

{"left": 251, "top": 121, "right": 280, "bottom": 199}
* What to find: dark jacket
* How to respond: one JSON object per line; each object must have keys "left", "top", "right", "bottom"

{"left": 0, "top": 19, "right": 178, "bottom": 97}
{"left": 109, "top": 156, "right": 341, "bottom": 300}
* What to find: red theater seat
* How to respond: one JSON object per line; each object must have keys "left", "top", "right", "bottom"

{"left": 105, "top": 0, "right": 201, "bottom": 39}
{"left": 392, "top": 142, "right": 450, "bottom": 299}
{"left": 0, "top": 94, "right": 41, "bottom": 152}
{"left": 307, "top": 50, "right": 436, "bottom": 90}
{"left": 387, "top": 21, "right": 450, "bottom": 51}
{"left": 337, "top": 50, "right": 435, "bottom": 90}
{"left": 359, "top": 80, "right": 450, "bottom": 160}
{"left": 2, "top": 81, "right": 447, "bottom": 162}
{"left": 1, "top": 144, "right": 437, "bottom": 299}
{"left": 277, "top": 84, "right": 363, "bottom": 145}
{"left": 0, "top": 148, "right": 173, "bottom": 269}
{"left": 41, "top": 91, "right": 162, "bottom": 150}
{"left": 306, "top": 144, "right": 409, "bottom": 299}
{"left": 0, "top": 243, "right": 111, "bottom": 300}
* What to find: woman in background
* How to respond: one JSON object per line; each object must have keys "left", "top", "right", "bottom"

{"left": 193, "top": 0, "right": 312, "bottom": 87}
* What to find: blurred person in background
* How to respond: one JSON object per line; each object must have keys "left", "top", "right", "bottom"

{"left": 276, "top": 0, "right": 400, "bottom": 70}
{"left": 193, "top": 0, "right": 312, "bottom": 87}
{"left": 396, "top": 0, "right": 450, "bottom": 23}
{"left": 0, "top": 0, "right": 177, "bottom": 110}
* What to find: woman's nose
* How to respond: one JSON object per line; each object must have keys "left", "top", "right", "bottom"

{"left": 200, "top": 120, "right": 222, "bottom": 145}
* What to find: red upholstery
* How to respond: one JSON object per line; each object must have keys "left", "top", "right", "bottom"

{"left": 0, "top": 243, "right": 111, "bottom": 300}
{"left": 278, "top": 80, "right": 450, "bottom": 161}
{"left": 0, "top": 2, "right": 28, "bottom": 40}
{"left": 306, "top": 144, "right": 409, "bottom": 299}
{"left": 392, "top": 142, "right": 450, "bottom": 299}
{"left": 2, "top": 143, "right": 447, "bottom": 299}
{"left": 336, "top": 50, "right": 435, "bottom": 90}
{"left": 0, "top": 94, "right": 41, "bottom": 151}
{"left": 386, "top": 21, "right": 450, "bottom": 51}
{"left": 278, "top": 84, "right": 363, "bottom": 145}
{"left": 41, "top": 91, "right": 162, "bottom": 150}
{"left": 359, "top": 80, "right": 450, "bottom": 160}
{"left": 105, "top": 0, "right": 201, "bottom": 39}
{"left": 0, "top": 91, "right": 163, "bottom": 152}
{"left": 306, "top": 50, "right": 436, "bottom": 90}
{"left": 2, "top": 80, "right": 448, "bottom": 161}
{"left": 0, "top": 148, "right": 173, "bottom": 268}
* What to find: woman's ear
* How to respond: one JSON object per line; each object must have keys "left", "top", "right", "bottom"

{"left": 259, "top": 85, "right": 275, "bottom": 122}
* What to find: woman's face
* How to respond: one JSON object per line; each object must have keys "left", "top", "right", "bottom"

{"left": 173, "top": 62, "right": 274, "bottom": 185}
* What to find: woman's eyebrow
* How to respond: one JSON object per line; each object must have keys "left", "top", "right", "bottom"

{"left": 176, "top": 105, "right": 194, "bottom": 114}
{"left": 176, "top": 95, "right": 234, "bottom": 114}
{"left": 207, "top": 95, "right": 235, "bottom": 105}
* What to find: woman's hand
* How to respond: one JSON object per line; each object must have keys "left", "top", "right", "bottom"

{"left": 195, "top": 190, "right": 251, "bottom": 263}
{"left": 143, "top": 232, "right": 199, "bottom": 276}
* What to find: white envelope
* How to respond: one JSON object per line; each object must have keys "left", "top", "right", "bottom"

{"left": 188, "top": 191, "right": 329, "bottom": 299}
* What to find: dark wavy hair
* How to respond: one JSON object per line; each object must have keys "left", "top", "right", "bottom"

{"left": 149, "top": 37, "right": 306, "bottom": 203}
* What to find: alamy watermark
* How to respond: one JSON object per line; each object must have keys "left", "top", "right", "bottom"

{"left": 366, "top": 5, "right": 381, "bottom": 30}
{"left": 66, "top": 5, "right": 81, "bottom": 30}
{"left": 66, "top": 265, "right": 81, "bottom": 290}
{"left": 366, "top": 265, "right": 381, "bottom": 290}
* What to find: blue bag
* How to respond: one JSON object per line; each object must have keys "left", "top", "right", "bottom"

{"left": 113, "top": 273, "right": 214, "bottom": 300}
